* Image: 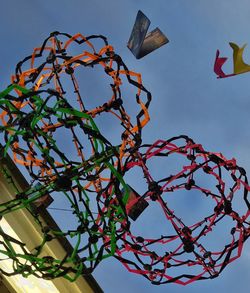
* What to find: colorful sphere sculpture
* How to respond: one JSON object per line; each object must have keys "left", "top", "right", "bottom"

{"left": 0, "top": 32, "right": 249, "bottom": 284}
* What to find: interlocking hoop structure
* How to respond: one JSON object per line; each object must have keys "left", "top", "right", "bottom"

{"left": 107, "top": 136, "right": 250, "bottom": 285}
{"left": 0, "top": 32, "right": 151, "bottom": 280}
{"left": 0, "top": 32, "right": 249, "bottom": 284}
{"left": 11, "top": 31, "right": 151, "bottom": 157}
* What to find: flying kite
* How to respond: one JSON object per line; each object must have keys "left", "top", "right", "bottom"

{"left": 214, "top": 42, "right": 250, "bottom": 78}
{"left": 127, "top": 10, "right": 169, "bottom": 59}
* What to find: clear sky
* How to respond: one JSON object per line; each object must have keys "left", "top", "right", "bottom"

{"left": 1, "top": 1, "right": 250, "bottom": 292}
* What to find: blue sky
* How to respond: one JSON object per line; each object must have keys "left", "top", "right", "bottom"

{"left": 1, "top": 1, "right": 250, "bottom": 292}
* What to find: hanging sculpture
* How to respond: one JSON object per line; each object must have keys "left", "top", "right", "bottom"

{"left": 108, "top": 136, "right": 250, "bottom": 285}
{"left": 0, "top": 32, "right": 249, "bottom": 285}
{"left": 0, "top": 32, "right": 151, "bottom": 280}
